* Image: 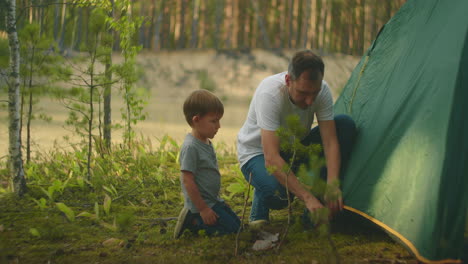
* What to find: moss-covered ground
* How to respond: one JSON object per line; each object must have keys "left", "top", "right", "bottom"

{"left": 0, "top": 138, "right": 418, "bottom": 264}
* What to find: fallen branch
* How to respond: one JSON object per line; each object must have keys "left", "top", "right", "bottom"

{"left": 235, "top": 172, "right": 252, "bottom": 256}
{"left": 112, "top": 181, "right": 144, "bottom": 202}
{"left": 276, "top": 144, "right": 296, "bottom": 252}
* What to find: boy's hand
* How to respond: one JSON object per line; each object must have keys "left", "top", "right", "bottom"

{"left": 200, "top": 207, "right": 219, "bottom": 226}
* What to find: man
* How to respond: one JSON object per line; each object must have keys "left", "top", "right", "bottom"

{"left": 237, "top": 50, "right": 356, "bottom": 227}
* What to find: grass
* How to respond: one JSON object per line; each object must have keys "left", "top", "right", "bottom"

{"left": 0, "top": 137, "right": 417, "bottom": 264}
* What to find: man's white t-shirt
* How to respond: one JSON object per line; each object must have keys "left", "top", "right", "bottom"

{"left": 237, "top": 72, "right": 334, "bottom": 167}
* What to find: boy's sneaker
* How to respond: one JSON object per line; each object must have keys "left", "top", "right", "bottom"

{"left": 174, "top": 207, "right": 190, "bottom": 239}
{"left": 248, "top": 219, "right": 269, "bottom": 231}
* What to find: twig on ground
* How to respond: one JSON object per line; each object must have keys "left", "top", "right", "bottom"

{"left": 235, "top": 172, "right": 252, "bottom": 256}
{"left": 276, "top": 145, "right": 296, "bottom": 252}
{"left": 112, "top": 181, "right": 144, "bottom": 202}
{"left": 327, "top": 225, "right": 340, "bottom": 264}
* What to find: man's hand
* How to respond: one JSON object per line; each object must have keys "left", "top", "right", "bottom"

{"left": 304, "top": 194, "right": 325, "bottom": 214}
{"left": 324, "top": 180, "right": 343, "bottom": 216}
{"left": 200, "top": 207, "right": 219, "bottom": 226}
{"left": 304, "top": 194, "right": 329, "bottom": 225}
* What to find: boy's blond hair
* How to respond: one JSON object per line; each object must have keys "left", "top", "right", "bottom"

{"left": 183, "top": 89, "right": 224, "bottom": 126}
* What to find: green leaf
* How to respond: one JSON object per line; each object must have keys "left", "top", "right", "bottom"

{"left": 40, "top": 186, "right": 54, "bottom": 201}
{"left": 100, "top": 217, "right": 117, "bottom": 232}
{"left": 94, "top": 202, "right": 100, "bottom": 220}
{"left": 77, "top": 212, "right": 97, "bottom": 220}
{"left": 29, "top": 228, "right": 41, "bottom": 238}
{"left": 56, "top": 203, "right": 75, "bottom": 222}
{"left": 103, "top": 194, "right": 112, "bottom": 215}
{"left": 32, "top": 197, "right": 48, "bottom": 210}
{"left": 226, "top": 183, "right": 245, "bottom": 196}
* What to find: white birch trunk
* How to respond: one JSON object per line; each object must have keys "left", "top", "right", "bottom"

{"left": 6, "top": 0, "right": 27, "bottom": 196}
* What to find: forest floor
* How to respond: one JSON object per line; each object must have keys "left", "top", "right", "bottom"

{"left": 0, "top": 139, "right": 418, "bottom": 264}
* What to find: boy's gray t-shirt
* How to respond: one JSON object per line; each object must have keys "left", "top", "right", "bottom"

{"left": 179, "top": 133, "right": 222, "bottom": 213}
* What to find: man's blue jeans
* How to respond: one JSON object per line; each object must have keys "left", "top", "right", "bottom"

{"left": 240, "top": 115, "right": 357, "bottom": 222}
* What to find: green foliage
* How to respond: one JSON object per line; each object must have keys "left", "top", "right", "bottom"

{"left": 18, "top": 22, "right": 71, "bottom": 91}
{"left": 103, "top": 194, "right": 112, "bottom": 215}
{"left": 94, "top": 202, "right": 100, "bottom": 220}
{"left": 276, "top": 115, "right": 328, "bottom": 199}
{"left": 105, "top": 0, "right": 146, "bottom": 144}
{"left": 31, "top": 197, "right": 48, "bottom": 210}
{"left": 56, "top": 202, "right": 76, "bottom": 222}
{"left": 225, "top": 165, "right": 253, "bottom": 200}
{"left": 0, "top": 135, "right": 414, "bottom": 263}
{"left": 39, "top": 179, "right": 69, "bottom": 201}
{"left": 17, "top": 22, "right": 71, "bottom": 162}
{"left": 103, "top": 184, "right": 118, "bottom": 198}
{"left": 76, "top": 211, "right": 97, "bottom": 220}
{"left": 0, "top": 38, "right": 9, "bottom": 68}
{"left": 116, "top": 212, "right": 135, "bottom": 232}
{"left": 197, "top": 69, "right": 217, "bottom": 92}
{"left": 29, "top": 227, "right": 41, "bottom": 238}
{"left": 276, "top": 115, "right": 341, "bottom": 261}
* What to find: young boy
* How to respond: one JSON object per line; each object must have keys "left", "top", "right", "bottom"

{"left": 174, "top": 89, "right": 240, "bottom": 238}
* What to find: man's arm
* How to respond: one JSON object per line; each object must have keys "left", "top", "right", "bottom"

{"left": 317, "top": 119, "right": 342, "bottom": 213}
{"left": 261, "top": 129, "right": 324, "bottom": 214}
{"left": 182, "top": 171, "right": 218, "bottom": 225}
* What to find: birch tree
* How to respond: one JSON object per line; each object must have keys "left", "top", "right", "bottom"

{"left": 5, "top": 0, "right": 27, "bottom": 196}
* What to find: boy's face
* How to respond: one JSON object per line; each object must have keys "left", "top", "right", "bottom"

{"left": 192, "top": 112, "right": 223, "bottom": 140}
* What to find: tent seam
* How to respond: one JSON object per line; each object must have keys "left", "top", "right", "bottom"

{"left": 348, "top": 55, "right": 369, "bottom": 114}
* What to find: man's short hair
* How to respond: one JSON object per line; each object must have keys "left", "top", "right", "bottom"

{"left": 288, "top": 50, "right": 325, "bottom": 81}
{"left": 183, "top": 89, "right": 224, "bottom": 126}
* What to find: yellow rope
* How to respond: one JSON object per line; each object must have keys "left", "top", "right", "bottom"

{"left": 348, "top": 55, "right": 370, "bottom": 114}
{"left": 344, "top": 206, "right": 462, "bottom": 264}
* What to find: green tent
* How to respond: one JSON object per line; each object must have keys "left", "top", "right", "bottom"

{"left": 334, "top": 0, "right": 468, "bottom": 263}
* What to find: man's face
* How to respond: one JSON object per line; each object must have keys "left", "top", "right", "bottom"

{"left": 286, "top": 71, "right": 323, "bottom": 109}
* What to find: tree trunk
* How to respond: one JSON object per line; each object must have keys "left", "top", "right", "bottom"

{"left": 74, "top": 7, "right": 83, "bottom": 50}
{"left": 302, "top": 0, "right": 311, "bottom": 48}
{"left": 199, "top": 0, "right": 206, "bottom": 48}
{"left": 53, "top": 1, "right": 60, "bottom": 41}
{"left": 214, "top": 0, "right": 223, "bottom": 50}
{"left": 146, "top": 0, "right": 155, "bottom": 49}
{"left": 39, "top": 0, "right": 45, "bottom": 37}
{"left": 26, "top": 46, "right": 35, "bottom": 164}
{"left": 104, "top": 0, "right": 115, "bottom": 149}
{"left": 251, "top": 0, "right": 270, "bottom": 49}
{"left": 314, "top": 0, "right": 321, "bottom": 50}
{"left": 6, "top": 0, "right": 27, "bottom": 196}
{"left": 161, "top": 1, "right": 171, "bottom": 49}
{"left": 87, "top": 35, "right": 98, "bottom": 180}
{"left": 153, "top": 0, "right": 165, "bottom": 51}
{"left": 225, "top": 0, "right": 234, "bottom": 48}
{"left": 236, "top": 0, "right": 245, "bottom": 49}
{"left": 288, "top": 0, "right": 294, "bottom": 48}
{"left": 359, "top": 0, "right": 365, "bottom": 54}
{"left": 139, "top": 0, "right": 146, "bottom": 48}
{"left": 320, "top": 0, "right": 328, "bottom": 52}
{"left": 191, "top": 0, "right": 200, "bottom": 48}
{"left": 59, "top": 0, "right": 67, "bottom": 52}
{"left": 177, "top": 0, "right": 187, "bottom": 49}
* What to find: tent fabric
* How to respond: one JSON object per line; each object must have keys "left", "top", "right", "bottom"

{"left": 334, "top": 0, "right": 468, "bottom": 262}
